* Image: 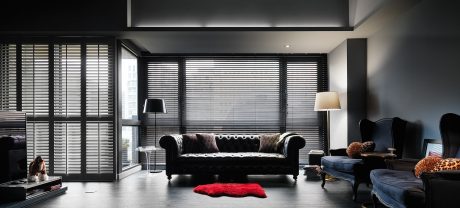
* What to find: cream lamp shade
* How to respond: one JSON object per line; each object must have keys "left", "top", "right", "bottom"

{"left": 314, "top": 91, "right": 341, "bottom": 111}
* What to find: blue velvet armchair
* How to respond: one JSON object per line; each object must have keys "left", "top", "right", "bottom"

{"left": 370, "top": 113, "right": 460, "bottom": 208}
{"left": 320, "top": 117, "right": 407, "bottom": 201}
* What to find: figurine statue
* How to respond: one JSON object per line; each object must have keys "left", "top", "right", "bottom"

{"left": 28, "top": 156, "right": 48, "bottom": 182}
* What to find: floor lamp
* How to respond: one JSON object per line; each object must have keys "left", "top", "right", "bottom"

{"left": 314, "top": 92, "right": 341, "bottom": 155}
{"left": 143, "top": 98, "right": 167, "bottom": 173}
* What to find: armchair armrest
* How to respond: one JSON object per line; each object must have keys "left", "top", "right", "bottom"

{"left": 386, "top": 158, "right": 419, "bottom": 171}
{"left": 329, "top": 148, "right": 347, "bottom": 156}
{"left": 282, "top": 134, "right": 306, "bottom": 158}
{"left": 159, "top": 134, "right": 183, "bottom": 158}
{"left": 421, "top": 170, "right": 460, "bottom": 208}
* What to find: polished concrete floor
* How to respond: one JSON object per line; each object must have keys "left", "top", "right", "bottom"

{"left": 30, "top": 170, "right": 373, "bottom": 208}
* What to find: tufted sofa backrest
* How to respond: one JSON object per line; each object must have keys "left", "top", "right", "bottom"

{"left": 215, "top": 135, "right": 260, "bottom": 152}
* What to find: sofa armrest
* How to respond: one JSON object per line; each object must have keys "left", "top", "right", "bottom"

{"left": 386, "top": 158, "right": 419, "bottom": 171}
{"left": 421, "top": 170, "right": 460, "bottom": 208}
{"left": 282, "top": 134, "right": 306, "bottom": 158}
{"left": 329, "top": 148, "right": 347, "bottom": 156}
{"left": 159, "top": 134, "right": 183, "bottom": 158}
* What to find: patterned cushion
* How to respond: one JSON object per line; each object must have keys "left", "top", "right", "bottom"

{"left": 259, "top": 133, "right": 281, "bottom": 153}
{"left": 346, "top": 142, "right": 363, "bottom": 158}
{"left": 276, "top": 132, "right": 296, "bottom": 152}
{"left": 182, "top": 134, "right": 200, "bottom": 153}
{"left": 361, "top": 141, "right": 376, "bottom": 152}
{"left": 414, "top": 156, "right": 442, "bottom": 178}
{"left": 196, "top": 133, "right": 219, "bottom": 153}
{"left": 433, "top": 158, "right": 460, "bottom": 172}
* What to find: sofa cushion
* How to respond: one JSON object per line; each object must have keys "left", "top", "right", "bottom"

{"left": 197, "top": 133, "right": 219, "bottom": 153}
{"left": 259, "top": 133, "right": 281, "bottom": 153}
{"left": 276, "top": 132, "right": 297, "bottom": 153}
{"left": 182, "top": 134, "right": 200, "bottom": 154}
{"left": 178, "top": 152, "right": 286, "bottom": 163}
{"left": 371, "top": 169, "right": 425, "bottom": 208}
{"left": 321, "top": 156, "right": 362, "bottom": 173}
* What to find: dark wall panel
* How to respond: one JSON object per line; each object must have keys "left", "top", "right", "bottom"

{"left": 347, "top": 39, "right": 367, "bottom": 142}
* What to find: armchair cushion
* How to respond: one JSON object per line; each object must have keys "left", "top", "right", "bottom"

{"left": 346, "top": 142, "right": 363, "bottom": 158}
{"left": 321, "top": 156, "right": 362, "bottom": 173}
{"left": 414, "top": 156, "right": 442, "bottom": 178}
{"left": 433, "top": 158, "right": 460, "bottom": 172}
{"left": 362, "top": 141, "right": 376, "bottom": 152}
{"left": 371, "top": 169, "right": 425, "bottom": 208}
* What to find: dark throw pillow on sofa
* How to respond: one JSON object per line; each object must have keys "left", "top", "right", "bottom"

{"left": 259, "top": 133, "right": 281, "bottom": 153}
{"left": 182, "top": 134, "right": 201, "bottom": 153}
{"left": 196, "top": 133, "right": 219, "bottom": 153}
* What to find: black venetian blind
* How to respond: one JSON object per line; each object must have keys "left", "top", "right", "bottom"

{"left": 144, "top": 56, "right": 327, "bottom": 164}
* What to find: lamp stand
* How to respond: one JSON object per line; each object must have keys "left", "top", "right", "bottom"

{"left": 150, "top": 112, "right": 162, "bottom": 173}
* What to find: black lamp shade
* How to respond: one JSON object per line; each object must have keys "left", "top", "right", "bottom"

{"left": 143, "top": 99, "right": 167, "bottom": 114}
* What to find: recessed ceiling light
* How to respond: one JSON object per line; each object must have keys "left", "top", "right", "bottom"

{"left": 285, "top": 44, "right": 291, "bottom": 48}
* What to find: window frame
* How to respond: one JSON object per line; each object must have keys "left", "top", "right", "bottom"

{"left": 117, "top": 41, "right": 142, "bottom": 174}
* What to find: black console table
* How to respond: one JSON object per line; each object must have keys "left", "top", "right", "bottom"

{"left": 0, "top": 176, "right": 67, "bottom": 208}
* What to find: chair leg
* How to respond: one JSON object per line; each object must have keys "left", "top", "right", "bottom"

{"left": 372, "top": 192, "right": 379, "bottom": 207}
{"left": 352, "top": 181, "right": 359, "bottom": 201}
{"left": 293, "top": 174, "right": 298, "bottom": 181}
{"left": 167, "top": 174, "right": 172, "bottom": 180}
{"left": 321, "top": 172, "right": 326, "bottom": 188}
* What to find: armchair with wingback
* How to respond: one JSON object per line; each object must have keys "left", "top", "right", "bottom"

{"left": 370, "top": 113, "right": 460, "bottom": 208}
{"left": 320, "top": 117, "right": 407, "bottom": 201}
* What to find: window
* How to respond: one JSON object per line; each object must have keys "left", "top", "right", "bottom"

{"left": 144, "top": 61, "right": 179, "bottom": 165}
{"left": 0, "top": 40, "right": 115, "bottom": 180}
{"left": 144, "top": 56, "right": 327, "bottom": 164}
{"left": 286, "top": 61, "right": 324, "bottom": 163}
{"left": 185, "top": 58, "right": 280, "bottom": 134}
{"left": 120, "top": 47, "right": 139, "bottom": 169}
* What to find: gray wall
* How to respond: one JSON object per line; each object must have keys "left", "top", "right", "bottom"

{"left": 329, "top": 40, "right": 348, "bottom": 149}
{"left": 367, "top": 0, "right": 460, "bottom": 157}
{"left": 329, "top": 38, "right": 367, "bottom": 148}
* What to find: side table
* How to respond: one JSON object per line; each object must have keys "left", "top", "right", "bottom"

{"left": 136, "top": 146, "right": 161, "bottom": 173}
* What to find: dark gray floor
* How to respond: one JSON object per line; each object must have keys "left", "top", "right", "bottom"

{"left": 30, "top": 170, "right": 373, "bottom": 208}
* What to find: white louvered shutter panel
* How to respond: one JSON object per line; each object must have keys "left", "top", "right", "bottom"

{"left": 26, "top": 122, "right": 50, "bottom": 170}
{"left": 22, "top": 44, "right": 49, "bottom": 117}
{"left": 53, "top": 44, "right": 82, "bottom": 174}
{"left": 0, "top": 44, "right": 17, "bottom": 110}
{"left": 86, "top": 44, "right": 114, "bottom": 174}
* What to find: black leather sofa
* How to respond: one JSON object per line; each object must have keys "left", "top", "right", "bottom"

{"left": 159, "top": 134, "right": 306, "bottom": 180}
